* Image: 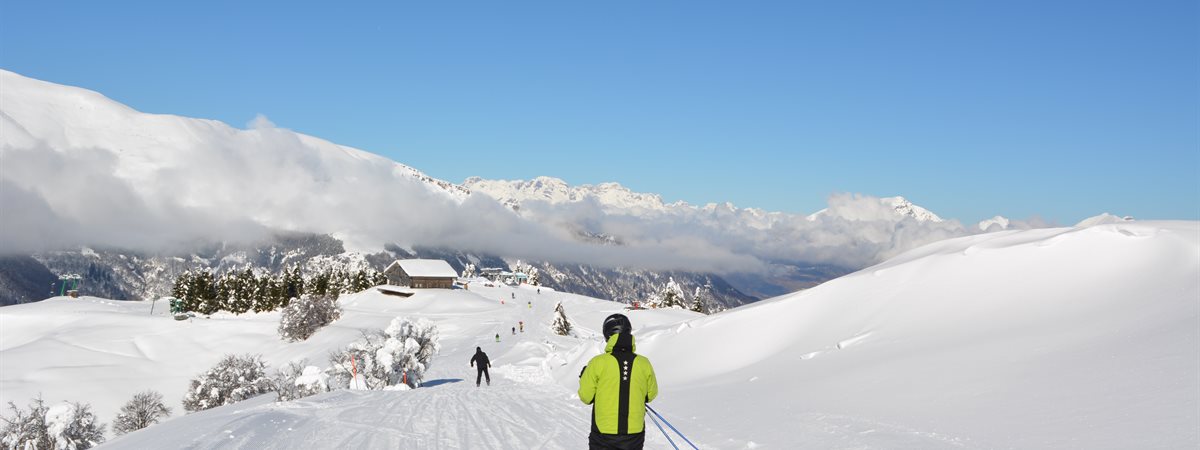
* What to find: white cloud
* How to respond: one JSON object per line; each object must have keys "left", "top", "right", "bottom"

{"left": 0, "top": 126, "right": 979, "bottom": 272}
{"left": 0, "top": 76, "right": 982, "bottom": 273}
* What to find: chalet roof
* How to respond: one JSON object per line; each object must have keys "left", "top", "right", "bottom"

{"left": 387, "top": 259, "right": 458, "bottom": 278}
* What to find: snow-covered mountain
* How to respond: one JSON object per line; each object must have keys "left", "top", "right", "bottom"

{"left": 463, "top": 176, "right": 680, "bottom": 212}
{"left": 1, "top": 69, "right": 1013, "bottom": 308}
{"left": 2, "top": 220, "right": 1195, "bottom": 449}
{"left": 465, "top": 176, "right": 944, "bottom": 226}
{"left": 805, "top": 194, "right": 943, "bottom": 222}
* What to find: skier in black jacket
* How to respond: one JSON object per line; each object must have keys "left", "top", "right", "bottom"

{"left": 470, "top": 347, "right": 491, "bottom": 387}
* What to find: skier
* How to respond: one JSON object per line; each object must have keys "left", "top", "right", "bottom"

{"left": 511, "top": 292, "right": 515, "bottom": 300}
{"left": 512, "top": 326, "right": 516, "bottom": 335}
{"left": 578, "top": 314, "right": 658, "bottom": 449}
{"left": 528, "top": 301, "right": 532, "bottom": 309}
{"left": 519, "top": 321, "right": 524, "bottom": 333}
{"left": 470, "top": 347, "right": 491, "bottom": 387}
{"left": 495, "top": 333, "right": 500, "bottom": 342}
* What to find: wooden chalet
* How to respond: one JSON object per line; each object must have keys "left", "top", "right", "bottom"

{"left": 384, "top": 259, "right": 458, "bottom": 289}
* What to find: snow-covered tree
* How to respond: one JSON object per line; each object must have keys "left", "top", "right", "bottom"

{"left": 193, "top": 269, "right": 221, "bottom": 315}
{"left": 461, "top": 263, "right": 477, "bottom": 278}
{"left": 225, "top": 268, "right": 255, "bottom": 314}
{"left": 527, "top": 266, "right": 541, "bottom": 286}
{"left": 282, "top": 265, "right": 305, "bottom": 303}
{"left": 658, "top": 277, "right": 687, "bottom": 309}
{"left": 552, "top": 302, "right": 573, "bottom": 336}
{"left": 690, "top": 285, "right": 711, "bottom": 314}
{"left": 1, "top": 397, "right": 52, "bottom": 450}
{"left": 46, "top": 401, "right": 104, "bottom": 450}
{"left": 327, "top": 317, "right": 440, "bottom": 390}
{"left": 112, "top": 391, "right": 171, "bottom": 435}
{"left": 182, "top": 354, "right": 274, "bottom": 413}
{"left": 274, "top": 361, "right": 329, "bottom": 402}
{"left": 511, "top": 260, "right": 541, "bottom": 285}
{"left": 278, "top": 294, "right": 342, "bottom": 342}
{"left": 2, "top": 397, "right": 106, "bottom": 450}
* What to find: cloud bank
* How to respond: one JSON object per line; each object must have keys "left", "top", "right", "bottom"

{"left": 0, "top": 70, "right": 1005, "bottom": 273}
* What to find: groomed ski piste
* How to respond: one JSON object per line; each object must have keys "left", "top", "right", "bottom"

{"left": 1, "top": 220, "right": 1197, "bottom": 449}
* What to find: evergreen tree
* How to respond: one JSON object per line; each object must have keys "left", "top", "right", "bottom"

{"left": 658, "top": 277, "right": 687, "bottom": 309}
{"left": 329, "top": 270, "right": 348, "bottom": 296}
{"left": 552, "top": 302, "right": 573, "bottom": 336}
{"left": 308, "top": 270, "right": 330, "bottom": 297}
{"left": 350, "top": 269, "right": 370, "bottom": 292}
{"left": 690, "top": 285, "right": 709, "bottom": 314}
{"left": 283, "top": 266, "right": 304, "bottom": 302}
{"left": 193, "top": 270, "right": 220, "bottom": 315}
{"left": 227, "top": 269, "right": 255, "bottom": 314}
{"left": 171, "top": 270, "right": 192, "bottom": 307}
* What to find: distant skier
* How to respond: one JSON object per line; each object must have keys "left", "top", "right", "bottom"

{"left": 519, "top": 321, "right": 524, "bottom": 333}
{"left": 579, "top": 314, "right": 658, "bottom": 449}
{"left": 512, "top": 326, "right": 516, "bottom": 335}
{"left": 511, "top": 292, "right": 515, "bottom": 300}
{"left": 470, "top": 347, "right": 491, "bottom": 387}
{"left": 527, "top": 301, "right": 532, "bottom": 309}
{"left": 495, "top": 333, "right": 500, "bottom": 342}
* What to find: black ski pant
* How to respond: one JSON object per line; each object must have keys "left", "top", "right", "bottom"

{"left": 476, "top": 367, "right": 490, "bottom": 386}
{"left": 589, "top": 431, "right": 645, "bottom": 450}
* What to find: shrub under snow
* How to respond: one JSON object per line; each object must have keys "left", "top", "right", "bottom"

{"left": 328, "top": 317, "right": 440, "bottom": 390}
{"left": 182, "top": 354, "right": 274, "bottom": 413}
{"left": 278, "top": 294, "right": 342, "bottom": 342}
{"left": 274, "top": 361, "right": 330, "bottom": 402}
{"left": 1, "top": 397, "right": 105, "bottom": 450}
{"left": 112, "top": 390, "right": 171, "bottom": 436}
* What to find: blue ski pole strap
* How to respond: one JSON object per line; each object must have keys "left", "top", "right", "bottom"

{"left": 647, "top": 407, "right": 680, "bottom": 450}
{"left": 646, "top": 405, "right": 700, "bottom": 450}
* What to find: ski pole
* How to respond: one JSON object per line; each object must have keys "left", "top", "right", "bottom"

{"left": 648, "top": 408, "right": 680, "bottom": 450}
{"left": 646, "top": 405, "right": 699, "bottom": 450}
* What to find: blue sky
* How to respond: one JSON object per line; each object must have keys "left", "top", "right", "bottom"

{"left": 2, "top": 1, "right": 1196, "bottom": 224}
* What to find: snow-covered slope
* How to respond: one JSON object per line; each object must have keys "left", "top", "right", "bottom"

{"left": 2, "top": 220, "right": 1195, "bottom": 449}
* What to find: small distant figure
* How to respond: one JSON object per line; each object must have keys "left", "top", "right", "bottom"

{"left": 519, "top": 321, "right": 524, "bottom": 333}
{"left": 501, "top": 299, "right": 505, "bottom": 305}
{"left": 537, "top": 288, "right": 541, "bottom": 294}
{"left": 527, "top": 301, "right": 532, "bottom": 309}
{"left": 511, "top": 292, "right": 515, "bottom": 300}
{"left": 495, "top": 333, "right": 500, "bottom": 342}
{"left": 471, "top": 347, "right": 492, "bottom": 387}
{"left": 512, "top": 326, "right": 516, "bottom": 335}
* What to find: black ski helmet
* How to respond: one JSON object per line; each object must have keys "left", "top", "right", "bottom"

{"left": 602, "top": 313, "right": 632, "bottom": 340}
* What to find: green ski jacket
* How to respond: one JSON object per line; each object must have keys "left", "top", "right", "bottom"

{"left": 578, "top": 333, "right": 659, "bottom": 435}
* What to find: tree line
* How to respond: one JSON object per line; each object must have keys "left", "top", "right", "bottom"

{"left": 170, "top": 266, "right": 386, "bottom": 315}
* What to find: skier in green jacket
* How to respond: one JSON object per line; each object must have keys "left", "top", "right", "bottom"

{"left": 578, "top": 313, "right": 658, "bottom": 449}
